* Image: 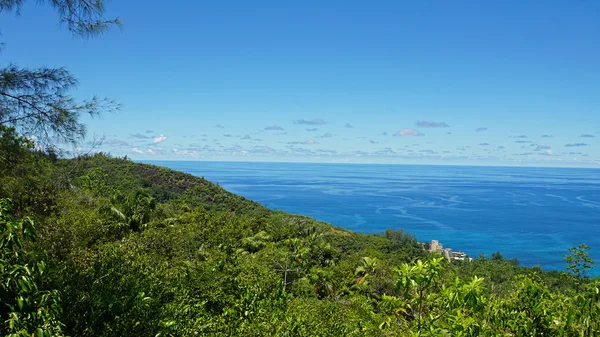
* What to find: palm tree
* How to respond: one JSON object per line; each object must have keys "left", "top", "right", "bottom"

{"left": 108, "top": 191, "right": 156, "bottom": 232}
{"left": 355, "top": 256, "right": 378, "bottom": 285}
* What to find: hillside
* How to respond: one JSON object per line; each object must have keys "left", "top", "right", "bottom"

{"left": 1, "top": 128, "right": 599, "bottom": 336}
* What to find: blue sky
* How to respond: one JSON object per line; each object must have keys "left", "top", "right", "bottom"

{"left": 2, "top": 1, "right": 599, "bottom": 166}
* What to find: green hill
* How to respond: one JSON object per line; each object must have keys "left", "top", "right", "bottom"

{"left": 1, "top": 127, "right": 598, "bottom": 336}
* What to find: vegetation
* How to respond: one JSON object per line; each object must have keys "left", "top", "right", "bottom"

{"left": 1, "top": 1, "right": 598, "bottom": 335}
{"left": 1, "top": 126, "right": 599, "bottom": 336}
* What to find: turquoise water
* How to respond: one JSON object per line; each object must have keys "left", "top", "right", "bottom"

{"left": 150, "top": 161, "right": 600, "bottom": 275}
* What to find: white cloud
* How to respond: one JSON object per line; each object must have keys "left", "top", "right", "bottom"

{"left": 131, "top": 147, "right": 144, "bottom": 154}
{"left": 394, "top": 128, "right": 424, "bottom": 137}
{"left": 172, "top": 148, "right": 198, "bottom": 157}
{"left": 534, "top": 145, "right": 553, "bottom": 156}
{"left": 153, "top": 134, "right": 167, "bottom": 144}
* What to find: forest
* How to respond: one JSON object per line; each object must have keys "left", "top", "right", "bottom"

{"left": 1, "top": 126, "right": 599, "bottom": 336}
{"left": 1, "top": 1, "right": 598, "bottom": 336}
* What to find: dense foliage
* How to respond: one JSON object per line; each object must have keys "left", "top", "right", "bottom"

{"left": 1, "top": 126, "right": 598, "bottom": 336}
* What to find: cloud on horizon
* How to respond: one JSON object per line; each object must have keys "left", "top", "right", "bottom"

{"left": 475, "top": 127, "right": 488, "bottom": 132}
{"left": 345, "top": 122, "right": 354, "bottom": 128}
{"left": 513, "top": 152, "right": 533, "bottom": 156}
{"left": 580, "top": 134, "right": 595, "bottom": 138}
{"left": 306, "top": 128, "right": 318, "bottom": 132}
{"left": 265, "top": 125, "right": 284, "bottom": 131}
{"left": 287, "top": 139, "right": 318, "bottom": 145}
{"left": 534, "top": 145, "right": 552, "bottom": 155}
{"left": 172, "top": 148, "right": 199, "bottom": 157}
{"left": 541, "top": 134, "right": 553, "bottom": 138}
{"left": 565, "top": 143, "right": 589, "bottom": 147}
{"left": 416, "top": 121, "right": 449, "bottom": 128}
{"left": 394, "top": 128, "right": 424, "bottom": 137}
{"left": 249, "top": 146, "right": 277, "bottom": 154}
{"left": 294, "top": 118, "right": 326, "bottom": 125}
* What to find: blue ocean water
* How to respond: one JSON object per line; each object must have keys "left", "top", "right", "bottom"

{"left": 150, "top": 161, "right": 600, "bottom": 275}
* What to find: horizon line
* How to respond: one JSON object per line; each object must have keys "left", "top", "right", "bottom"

{"left": 139, "top": 158, "right": 600, "bottom": 170}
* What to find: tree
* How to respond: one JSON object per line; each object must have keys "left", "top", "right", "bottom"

{"left": 107, "top": 191, "right": 157, "bottom": 233}
{"left": 491, "top": 251, "right": 504, "bottom": 261}
{"left": 0, "top": 66, "right": 118, "bottom": 146}
{"left": 0, "top": 199, "right": 64, "bottom": 336}
{"left": 0, "top": 0, "right": 120, "bottom": 147}
{"left": 355, "top": 256, "right": 378, "bottom": 285}
{"left": 564, "top": 243, "right": 595, "bottom": 287}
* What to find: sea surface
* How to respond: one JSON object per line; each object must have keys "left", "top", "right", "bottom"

{"left": 149, "top": 161, "right": 600, "bottom": 275}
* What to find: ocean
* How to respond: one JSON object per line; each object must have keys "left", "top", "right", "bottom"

{"left": 149, "top": 161, "right": 600, "bottom": 275}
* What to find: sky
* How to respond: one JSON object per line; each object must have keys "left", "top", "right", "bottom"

{"left": 1, "top": 1, "right": 599, "bottom": 167}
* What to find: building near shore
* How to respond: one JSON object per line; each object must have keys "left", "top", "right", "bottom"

{"left": 429, "top": 240, "right": 472, "bottom": 262}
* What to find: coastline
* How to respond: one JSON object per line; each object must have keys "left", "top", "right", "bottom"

{"left": 142, "top": 160, "right": 600, "bottom": 276}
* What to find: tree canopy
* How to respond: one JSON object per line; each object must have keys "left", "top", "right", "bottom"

{"left": 0, "top": 0, "right": 121, "bottom": 38}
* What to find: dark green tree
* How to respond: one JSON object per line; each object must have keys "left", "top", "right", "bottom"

{"left": 491, "top": 251, "right": 504, "bottom": 261}
{"left": 564, "top": 243, "right": 595, "bottom": 287}
{"left": 107, "top": 191, "right": 157, "bottom": 233}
